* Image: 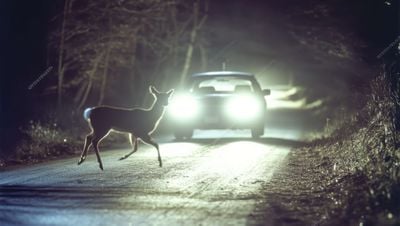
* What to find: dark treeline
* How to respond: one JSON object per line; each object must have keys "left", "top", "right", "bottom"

{"left": 0, "top": 0, "right": 209, "bottom": 157}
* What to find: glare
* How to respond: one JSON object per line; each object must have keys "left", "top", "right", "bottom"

{"left": 169, "top": 94, "right": 199, "bottom": 119}
{"left": 159, "top": 142, "right": 201, "bottom": 157}
{"left": 200, "top": 141, "right": 270, "bottom": 177}
{"left": 215, "top": 141, "right": 267, "bottom": 167}
{"left": 167, "top": 141, "right": 290, "bottom": 192}
{"left": 225, "top": 95, "right": 261, "bottom": 120}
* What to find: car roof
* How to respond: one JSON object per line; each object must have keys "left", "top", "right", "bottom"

{"left": 191, "top": 71, "right": 255, "bottom": 78}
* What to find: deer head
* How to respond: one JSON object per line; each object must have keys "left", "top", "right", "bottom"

{"left": 149, "top": 86, "right": 174, "bottom": 107}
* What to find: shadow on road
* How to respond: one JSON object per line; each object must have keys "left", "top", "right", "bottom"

{"left": 0, "top": 185, "right": 130, "bottom": 225}
{"left": 0, "top": 184, "right": 123, "bottom": 203}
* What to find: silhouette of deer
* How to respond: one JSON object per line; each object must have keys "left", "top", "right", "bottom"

{"left": 78, "top": 86, "right": 174, "bottom": 170}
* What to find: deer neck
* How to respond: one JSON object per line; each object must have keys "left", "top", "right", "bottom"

{"left": 148, "top": 100, "right": 165, "bottom": 120}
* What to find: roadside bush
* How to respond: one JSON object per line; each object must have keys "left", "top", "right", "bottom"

{"left": 4, "top": 120, "right": 131, "bottom": 167}
{"left": 309, "top": 73, "right": 400, "bottom": 225}
{"left": 10, "top": 121, "right": 82, "bottom": 164}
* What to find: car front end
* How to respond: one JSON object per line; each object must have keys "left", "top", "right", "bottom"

{"left": 168, "top": 71, "right": 270, "bottom": 139}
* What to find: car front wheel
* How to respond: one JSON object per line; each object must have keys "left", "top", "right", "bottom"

{"left": 174, "top": 128, "right": 193, "bottom": 140}
{"left": 251, "top": 126, "right": 264, "bottom": 138}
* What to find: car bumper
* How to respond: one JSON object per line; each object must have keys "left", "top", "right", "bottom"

{"left": 168, "top": 113, "right": 265, "bottom": 130}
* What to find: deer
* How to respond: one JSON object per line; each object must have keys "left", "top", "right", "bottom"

{"left": 77, "top": 86, "right": 174, "bottom": 170}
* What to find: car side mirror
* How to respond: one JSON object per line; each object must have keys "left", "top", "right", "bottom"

{"left": 262, "top": 89, "right": 271, "bottom": 96}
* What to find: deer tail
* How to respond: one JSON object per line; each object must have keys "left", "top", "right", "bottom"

{"left": 83, "top": 108, "right": 93, "bottom": 121}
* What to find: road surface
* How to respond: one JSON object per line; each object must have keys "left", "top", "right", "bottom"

{"left": 0, "top": 109, "right": 319, "bottom": 226}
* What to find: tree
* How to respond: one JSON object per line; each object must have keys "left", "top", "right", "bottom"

{"left": 179, "top": 0, "right": 208, "bottom": 87}
{"left": 47, "top": 0, "right": 208, "bottom": 110}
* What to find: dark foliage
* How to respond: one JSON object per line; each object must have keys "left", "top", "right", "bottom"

{"left": 303, "top": 53, "right": 400, "bottom": 224}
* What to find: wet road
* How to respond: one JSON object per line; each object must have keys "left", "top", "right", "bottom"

{"left": 0, "top": 110, "right": 318, "bottom": 226}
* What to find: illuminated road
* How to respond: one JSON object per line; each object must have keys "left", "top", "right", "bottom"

{"left": 0, "top": 110, "right": 317, "bottom": 226}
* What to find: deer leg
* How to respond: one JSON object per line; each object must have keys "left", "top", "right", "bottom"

{"left": 119, "top": 134, "right": 138, "bottom": 160}
{"left": 78, "top": 133, "right": 93, "bottom": 165}
{"left": 91, "top": 130, "right": 108, "bottom": 170}
{"left": 92, "top": 137, "right": 104, "bottom": 170}
{"left": 141, "top": 135, "right": 162, "bottom": 167}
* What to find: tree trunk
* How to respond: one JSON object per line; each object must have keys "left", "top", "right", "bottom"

{"left": 78, "top": 51, "right": 105, "bottom": 109}
{"left": 130, "top": 34, "right": 141, "bottom": 105}
{"left": 98, "top": 1, "right": 112, "bottom": 106}
{"left": 57, "top": 0, "right": 69, "bottom": 107}
{"left": 98, "top": 45, "right": 111, "bottom": 105}
{"left": 78, "top": 77, "right": 93, "bottom": 110}
{"left": 179, "top": 1, "right": 208, "bottom": 87}
{"left": 199, "top": 44, "right": 208, "bottom": 71}
{"left": 74, "top": 80, "right": 87, "bottom": 104}
{"left": 179, "top": 1, "right": 199, "bottom": 87}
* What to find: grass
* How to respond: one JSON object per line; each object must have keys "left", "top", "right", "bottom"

{"left": 9, "top": 121, "right": 82, "bottom": 165}
{"left": 299, "top": 74, "right": 400, "bottom": 225}
{"left": 259, "top": 72, "right": 399, "bottom": 225}
{"left": 1, "top": 117, "right": 130, "bottom": 168}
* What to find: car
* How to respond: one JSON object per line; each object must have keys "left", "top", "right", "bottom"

{"left": 168, "top": 71, "right": 271, "bottom": 139}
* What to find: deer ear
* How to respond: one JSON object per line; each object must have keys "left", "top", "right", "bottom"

{"left": 167, "top": 89, "right": 174, "bottom": 96}
{"left": 149, "top": 86, "right": 159, "bottom": 94}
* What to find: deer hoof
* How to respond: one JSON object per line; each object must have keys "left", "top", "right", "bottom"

{"left": 77, "top": 157, "right": 85, "bottom": 165}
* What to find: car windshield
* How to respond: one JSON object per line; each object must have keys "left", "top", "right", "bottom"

{"left": 193, "top": 77, "right": 254, "bottom": 93}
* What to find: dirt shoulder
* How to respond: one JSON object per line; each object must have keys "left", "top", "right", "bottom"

{"left": 251, "top": 141, "right": 400, "bottom": 226}
{"left": 249, "top": 147, "right": 333, "bottom": 226}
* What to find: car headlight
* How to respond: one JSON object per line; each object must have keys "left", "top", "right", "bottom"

{"left": 225, "top": 95, "right": 262, "bottom": 120}
{"left": 169, "top": 94, "right": 199, "bottom": 120}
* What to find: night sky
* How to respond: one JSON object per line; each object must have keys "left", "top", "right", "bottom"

{"left": 0, "top": 0, "right": 398, "bottom": 153}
